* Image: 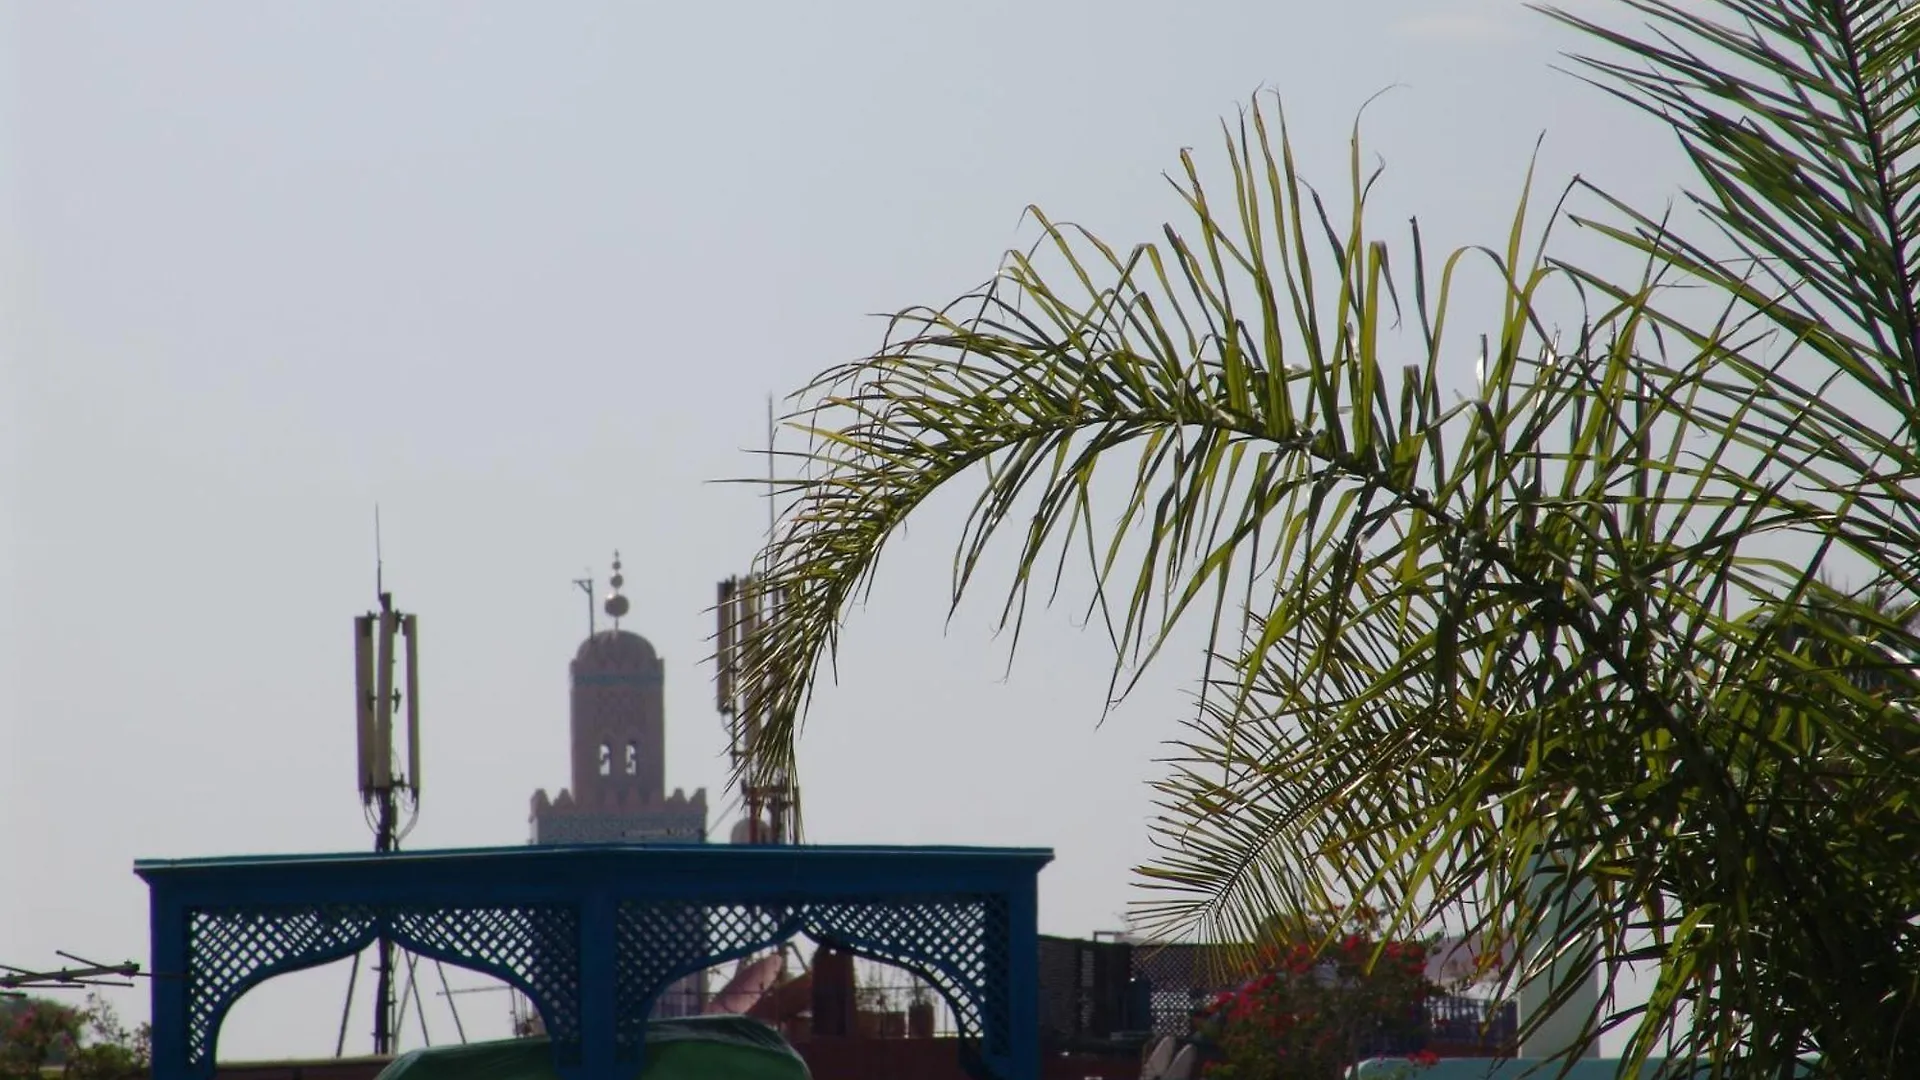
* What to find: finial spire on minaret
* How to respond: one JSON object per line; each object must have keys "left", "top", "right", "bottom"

{"left": 604, "top": 551, "right": 630, "bottom": 630}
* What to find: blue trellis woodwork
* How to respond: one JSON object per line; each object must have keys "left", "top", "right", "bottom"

{"left": 136, "top": 844, "right": 1051, "bottom": 1080}
{"left": 612, "top": 896, "right": 1010, "bottom": 1057}
{"left": 179, "top": 905, "right": 583, "bottom": 1059}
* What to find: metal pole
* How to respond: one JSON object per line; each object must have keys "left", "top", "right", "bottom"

{"left": 766, "top": 395, "right": 776, "bottom": 543}
{"left": 335, "top": 951, "right": 362, "bottom": 1058}
{"left": 433, "top": 961, "right": 469, "bottom": 1045}
{"left": 396, "top": 951, "right": 429, "bottom": 1048}
{"left": 373, "top": 787, "right": 397, "bottom": 1055}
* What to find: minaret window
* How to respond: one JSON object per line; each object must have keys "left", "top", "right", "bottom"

{"left": 624, "top": 742, "right": 638, "bottom": 776}
{"left": 598, "top": 743, "right": 612, "bottom": 776}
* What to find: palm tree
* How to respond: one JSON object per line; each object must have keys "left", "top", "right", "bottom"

{"left": 732, "top": 1, "right": 1920, "bottom": 1073}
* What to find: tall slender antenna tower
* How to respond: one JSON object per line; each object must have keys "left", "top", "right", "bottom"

{"left": 375, "top": 506, "right": 386, "bottom": 598}
{"left": 349, "top": 510, "right": 423, "bottom": 1057}
{"left": 766, "top": 395, "right": 777, "bottom": 543}
{"left": 715, "top": 400, "right": 798, "bottom": 846}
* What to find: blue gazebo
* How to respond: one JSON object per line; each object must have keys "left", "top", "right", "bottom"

{"left": 136, "top": 843, "right": 1052, "bottom": 1080}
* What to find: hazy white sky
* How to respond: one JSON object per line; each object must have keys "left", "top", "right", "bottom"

{"left": 2, "top": 0, "right": 1687, "bottom": 1061}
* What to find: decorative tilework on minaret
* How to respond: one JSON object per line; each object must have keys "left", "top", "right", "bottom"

{"left": 569, "top": 626, "right": 667, "bottom": 806}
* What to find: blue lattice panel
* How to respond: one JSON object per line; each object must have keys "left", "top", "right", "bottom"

{"left": 805, "top": 895, "right": 1010, "bottom": 1054}
{"left": 184, "top": 906, "right": 374, "bottom": 1065}
{"left": 614, "top": 901, "right": 764, "bottom": 1054}
{"left": 182, "top": 904, "right": 581, "bottom": 1067}
{"left": 613, "top": 896, "right": 1010, "bottom": 1061}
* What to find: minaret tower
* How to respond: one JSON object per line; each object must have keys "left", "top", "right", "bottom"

{"left": 530, "top": 552, "right": 707, "bottom": 844}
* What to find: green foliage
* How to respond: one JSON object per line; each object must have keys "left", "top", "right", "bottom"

{"left": 0, "top": 998, "right": 79, "bottom": 1077}
{"left": 0, "top": 996, "right": 149, "bottom": 1080}
{"left": 737, "top": 0, "right": 1920, "bottom": 1073}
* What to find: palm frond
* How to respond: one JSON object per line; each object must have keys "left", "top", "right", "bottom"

{"left": 740, "top": 71, "right": 1920, "bottom": 1072}
{"left": 1541, "top": 0, "right": 1920, "bottom": 408}
{"left": 741, "top": 102, "right": 1444, "bottom": 785}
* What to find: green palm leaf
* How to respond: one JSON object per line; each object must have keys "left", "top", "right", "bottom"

{"left": 732, "top": 3, "right": 1920, "bottom": 1070}
{"left": 1543, "top": 0, "right": 1920, "bottom": 406}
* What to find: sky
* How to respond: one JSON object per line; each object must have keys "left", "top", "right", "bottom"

{"left": 2, "top": 0, "right": 1690, "bottom": 1062}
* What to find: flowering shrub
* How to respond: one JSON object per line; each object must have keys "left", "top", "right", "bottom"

{"left": 1191, "top": 914, "right": 1440, "bottom": 1080}
{"left": 0, "top": 999, "right": 78, "bottom": 1078}
{"left": 0, "top": 995, "right": 149, "bottom": 1080}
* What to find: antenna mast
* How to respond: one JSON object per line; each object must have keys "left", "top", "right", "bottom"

{"left": 352, "top": 512, "right": 422, "bottom": 1057}
{"left": 766, "top": 395, "right": 776, "bottom": 543}
{"left": 715, "top": 401, "right": 798, "bottom": 846}
{"left": 716, "top": 575, "right": 795, "bottom": 845}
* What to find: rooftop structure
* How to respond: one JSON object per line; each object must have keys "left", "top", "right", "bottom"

{"left": 135, "top": 842, "right": 1052, "bottom": 1080}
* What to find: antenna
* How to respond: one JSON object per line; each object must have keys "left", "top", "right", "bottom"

{"left": 766, "top": 395, "right": 777, "bottom": 544}
{"left": 352, "top": 605, "right": 420, "bottom": 804}
{"left": 709, "top": 394, "right": 799, "bottom": 846}
{"left": 573, "top": 573, "right": 596, "bottom": 637}
{"left": 374, "top": 505, "right": 385, "bottom": 603}
{"left": 349, "top": 533, "right": 422, "bottom": 1058}
{"left": 715, "top": 570, "right": 796, "bottom": 847}
{"left": 716, "top": 578, "right": 736, "bottom": 716}
{"left": 1, "top": 952, "right": 146, "bottom": 998}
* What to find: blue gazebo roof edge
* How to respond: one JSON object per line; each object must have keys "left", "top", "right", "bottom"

{"left": 133, "top": 842, "right": 1056, "bottom": 875}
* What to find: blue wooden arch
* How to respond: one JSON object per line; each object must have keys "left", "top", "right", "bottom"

{"left": 136, "top": 844, "right": 1051, "bottom": 1080}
